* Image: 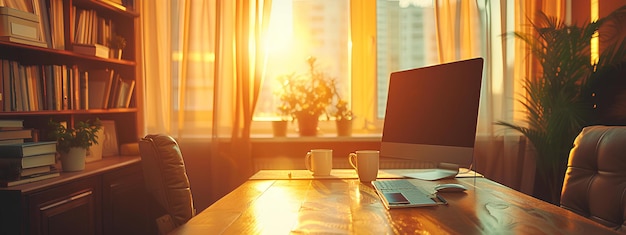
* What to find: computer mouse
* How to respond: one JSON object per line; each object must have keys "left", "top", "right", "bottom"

{"left": 434, "top": 183, "right": 467, "bottom": 193}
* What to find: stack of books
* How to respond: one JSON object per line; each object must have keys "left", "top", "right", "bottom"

{"left": 0, "top": 119, "right": 32, "bottom": 145}
{"left": 0, "top": 120, "right": 59, "bottom": 187}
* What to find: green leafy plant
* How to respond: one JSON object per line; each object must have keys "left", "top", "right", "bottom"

{"left": 49, "top": 119, "right": 102, "bottom": 153}
{"left": 107, "top": 35, "right": 127, "bottom": 50}
{"left": 497, "top": 6, "right": 626, "bottom": 204}
{"left": 333, "top": 99, "right": 353, "bottom": 121}
{"left": 276, "top": 57, "right": 337, "bottom": 121}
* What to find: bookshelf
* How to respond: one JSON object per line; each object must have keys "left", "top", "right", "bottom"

{"left": 0, "top": 1, "right": 149, "bottom": 233}
{"left": 0, "top": 0, "right": 142, "bottom": 149}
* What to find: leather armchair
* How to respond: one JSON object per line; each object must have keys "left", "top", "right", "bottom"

{"left": 139, "top": 134, "right": 195, "bottom": 234}
{"left": 560, "top": 125, "right": 626, "bottom": 232}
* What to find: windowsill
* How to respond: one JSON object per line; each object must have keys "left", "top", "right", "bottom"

{"left": 249, "top": 133, "right": 381, "bottom": 142}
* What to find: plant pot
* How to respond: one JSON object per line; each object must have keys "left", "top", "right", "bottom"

{"left": 110, "top": 49, "right": 122, "bottom": 59}
{"left": 336, "top": 119, "right": 352, "bottom": 137}
{"left": 296, "top": 113, "right": 319, "bottom": 136}
{"left": 60, "top": 147, "right": 87, "bottom": 172}
{"left": 272, "top": 120, "right": 288, "bottom": 137}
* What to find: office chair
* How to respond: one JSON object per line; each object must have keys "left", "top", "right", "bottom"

{"left": 139, "top": 134, "right": 195, "bottom": 234}
{"left": 560, "top": 125, "right": 626, "bottom": 232}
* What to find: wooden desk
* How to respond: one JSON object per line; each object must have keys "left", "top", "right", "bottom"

{"left": 171, "top": 171, "right": 617, "bottom": 234}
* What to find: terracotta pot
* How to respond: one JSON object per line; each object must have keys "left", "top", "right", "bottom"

{"left": 272, "top": 120, "right": 288, "bottom": 137}
{"left": 336, "top": 119, "right": 352, "bottom": 137}
{"left": 60, "top": 147, "right": 87, "bottom": 172}
{"left": 296, "top": 113, "right": 319, "bottom": 136}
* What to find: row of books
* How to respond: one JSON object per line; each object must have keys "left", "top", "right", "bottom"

{"left": 0, "top": 59, "right": 135, "bottom": 112}
{"left": 0, "top": 119, "right": 59, "bottom": 187}
{"left": 1, "top": 0, "right": 128, "bottom": 53}
{"left": 72, "top": 6, "right": 116, "bottom": 58}
{"left": 74, "top": 7, "right": 113, "bottom": 46}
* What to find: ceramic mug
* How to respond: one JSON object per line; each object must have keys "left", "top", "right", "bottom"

{"left": 349, "top": 150, "right": 379, "bottom": 182}
{"left": 305, "top": 149, "right": 333, "bottom": 176}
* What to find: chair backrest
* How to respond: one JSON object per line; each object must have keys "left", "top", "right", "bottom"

{"left": 139, "top": 134, "right": 195, "bottom": 229}
{"left": 561, "top": 125, "right": 626, "bottom": 232}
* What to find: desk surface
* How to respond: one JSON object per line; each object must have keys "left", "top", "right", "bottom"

{"left": 171, "top": 171, "right": 617, "bottom": 234}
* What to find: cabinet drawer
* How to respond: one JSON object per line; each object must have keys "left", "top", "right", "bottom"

{"left": 28, "top": 177, "right": 102, "bottom": 235}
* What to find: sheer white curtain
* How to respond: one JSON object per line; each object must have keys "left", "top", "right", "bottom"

{"left": 141, "top": 0, "right": 272, "bottom": 201}
{"left": 212, "top": 0, "right": 273, "bottom": 197}
{"left": 141, "top": 1, "right": 216, "bottom": 137}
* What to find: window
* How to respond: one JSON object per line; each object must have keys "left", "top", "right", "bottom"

{"left": 253, "top": 0, "right": 351, "bottom": 134}
{"left": 253, "top": 0, "right": 484, "bottom": 135}
{"left": 375, "top": 0, "right": 437, "bottom": 118}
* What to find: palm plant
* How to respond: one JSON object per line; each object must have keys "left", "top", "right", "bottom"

{"left": 497, "top": 6, "right": 626, "bottom": 204}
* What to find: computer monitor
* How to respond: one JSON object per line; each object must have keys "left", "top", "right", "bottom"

{"left": 380, "top": 57, "right": 484, "bottom": 172}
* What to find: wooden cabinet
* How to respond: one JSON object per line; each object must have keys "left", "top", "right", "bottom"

{"left": 101, "top": 162, "right": 150, "bottom": 235}
{"left": 29, "top": 177, "right": 101, "bottom": 235}
{"left": 0, "top": 156, "right": 149, "bottom": 235}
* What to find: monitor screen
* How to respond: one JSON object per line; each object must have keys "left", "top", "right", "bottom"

{"left": 380, "top": 58, "right": 484, "bottom": 169}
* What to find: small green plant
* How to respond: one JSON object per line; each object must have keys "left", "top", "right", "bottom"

{"left": 275, "top": 57, "right": 337, "bottom": 120}
{"left": 333, "top": 99, "right": 353, "bottom": 121}
{"left": 107, "top": 35, "right": 127, "bottom": 50}
{"left": 49, "top": 119, "right": 102, "bottom": 153}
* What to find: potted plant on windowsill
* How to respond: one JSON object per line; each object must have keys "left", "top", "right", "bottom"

{"left": 49, "top": 119, "right": 102, "bottom": 172}
{"left": 271, "top": 105, "right": 291, "bottom": 137}
{"left": 276, "top": 57, "right": 336, "bottom": 136}
{"left": 333, "top": 99, "right": 354, "bottom": 137}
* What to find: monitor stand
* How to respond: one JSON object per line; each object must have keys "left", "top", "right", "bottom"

{"left": 401, "top": 162, "right": 459, "bottom": 181}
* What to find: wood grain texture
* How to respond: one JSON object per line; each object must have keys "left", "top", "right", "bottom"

{"left": 170, "top": 177, "right": 619, "bottom": 235}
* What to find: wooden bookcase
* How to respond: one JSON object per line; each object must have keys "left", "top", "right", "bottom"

{"left": 0, "top": 1, "right": 148, "bottom": 234}
{"left": 0, "top": 0, "right": 143, "bottom": 148}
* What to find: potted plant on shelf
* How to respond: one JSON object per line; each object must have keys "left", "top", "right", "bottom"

{"left": 276, "top": 57, "right": 336, "bottom": 136}
{"left": 107, "top": 35, "right": 127, "bottom": 59}
{"left": 496, "top": 6, "right": 626, "bottom": 204}
{"left": 49, "top": 119, "right": 102, "bottom": 172}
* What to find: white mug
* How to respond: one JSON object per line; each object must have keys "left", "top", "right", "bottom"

{"left": 349, "top": 150, "right": 379, "bottom": 182}
{"left": 305, "top": 149, "right": 333, "bottom": 176}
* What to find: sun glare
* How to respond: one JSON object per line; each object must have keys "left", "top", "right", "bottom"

{"left": 252, "top": 186, "right": 299, "bottom": 233}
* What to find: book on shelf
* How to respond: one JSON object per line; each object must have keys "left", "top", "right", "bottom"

{"left": 87, "top": 69, "right": 114, "bottom": 109}
{"left": 108, "top": 76, "right": 134, "bottom": 108}
{"left": 34, "top": 0, "right": 53, "bottom": 48}
{"left": 99, "top": 0, "right": 126, "bottom": 11}
{"left": 116, "top": 78, "right": 134, "bottom": 108}
{"left": 0, "top": 119, "right": 24, "bottom": 128}
{"left": 0, "top": 138, "right": 25, "bottom": 145}
{"left": 0, "top": 152, "right": 56, "bottom": 170}
{"left": 73, "top": 43, "right": 109, "bottom": 58}
{"left": 48, "top": 0, "right": 64, "bottom": 50}
{"left": 20, "top": 165, "right": 54, "bottom": 177}
{"left": 0, "top": 171, "right": 60, "bottom": 187}
{"left": 0, "top": 35, "right": 47, "bottom": 47}
{"left": 0, "top": 128, "right": 32, "bottom": 140}
{"left": 0, "top": 141, "right": 57, "bottom": 157}
{"left": 0, "top": 164, "right": 54, "bottom": 180}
